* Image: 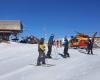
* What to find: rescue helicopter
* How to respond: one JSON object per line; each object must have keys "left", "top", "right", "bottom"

{"left": 69, "top": 32, "right": 97, "bottom": 48}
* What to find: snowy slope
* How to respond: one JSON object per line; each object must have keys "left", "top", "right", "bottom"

{"left": 0, "top": 42, "right": 100, "bottom": 80}
{"left": 95, "top": 41, "right": 100, "bottom": 47}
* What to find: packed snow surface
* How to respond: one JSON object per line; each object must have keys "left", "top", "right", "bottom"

{"left": 0, "top": 42, "right": 100, "bottom": 80}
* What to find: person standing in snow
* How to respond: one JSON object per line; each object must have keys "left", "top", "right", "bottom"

{"left": 46, "top": 34, "right": 54, "bottom": 58}
{"left": 63, "top": 37, "right": 70, "bottom": 58}
{"left": 87, "top": 38, "right": 94, "bottom": 55}
{"left": 60, "top": 40, "right": 62, "bottom": 47}
{"left": 37, "top": 38, "right": 46, "bottom": 66}
{"left": 56, "top": 40, "right": 60, "bottom": 48}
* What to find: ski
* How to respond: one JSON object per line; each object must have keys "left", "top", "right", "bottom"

{"left": 29, "top": 64, "right": 55, "bottom": 67}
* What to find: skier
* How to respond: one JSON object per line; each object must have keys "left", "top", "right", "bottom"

{"left": 63, "top": 37, "right": 70, "bottom": 58}
{"left": 56, "top": 40, "right": 60, "bottom": 48}
{"left": 46, "top": 34, "right": 54, "bottom": 58}
{"left": 60, "top": 40, "right": 62, "bottom": 47}
{"left": 37, "top": 38, "right": 46, "bottom": 66}
{"left": 87, "top": 38, "right": 94, "bottom": 55}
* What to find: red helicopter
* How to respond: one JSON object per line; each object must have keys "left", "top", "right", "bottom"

{"left": 69, "top": 32, "right": 97, "bottom": 48}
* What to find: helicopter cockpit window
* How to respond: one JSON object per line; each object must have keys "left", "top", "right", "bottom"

{"left": 75, "top": 39, "right": 78, "bottom": 42}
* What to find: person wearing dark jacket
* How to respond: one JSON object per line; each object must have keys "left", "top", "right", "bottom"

{"left": 46, "top": 34, "right": 54, "bottom": 58}
{"left": 63, "top": 37, "right": 70, "bottom": 58}
{"left": 37, "top": 38, "right": 46, "bottom": 66}
{"left": 87, "top": 38, "right": 94, "bottom": 54}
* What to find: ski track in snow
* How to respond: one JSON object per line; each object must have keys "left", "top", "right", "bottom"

{"left": 0, "top": 43, "right": 100, "bottom": 80}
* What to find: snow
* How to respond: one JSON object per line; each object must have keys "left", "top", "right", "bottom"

{"left": 0, "top": 42, "right": 100, "bottom": 80}
{"left": 95, "top": 41, "right": 100, "bottom": 47}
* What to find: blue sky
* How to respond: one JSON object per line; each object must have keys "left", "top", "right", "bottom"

{"left": 0, "top": 0, "right": 100, "bottom": 39}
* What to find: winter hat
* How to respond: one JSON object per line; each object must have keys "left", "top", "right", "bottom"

{"left": 40, "top": 38, "right": 44, "bottom": 43}
{"left": 51, "top": 34, "right": 54, "bottom": 37}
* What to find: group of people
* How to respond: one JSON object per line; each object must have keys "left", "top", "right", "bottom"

{"left": 37, "top": 34, "right": 94, "bottom": 66}
{"left": 37, "top": 34, "right": 70, "bottom": 66}
{"left": 54, "top": 40, "right": 62, "bottom": 48}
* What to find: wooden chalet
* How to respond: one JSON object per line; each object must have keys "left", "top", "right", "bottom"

{"left": 0, "top": 20, "right": 23, "bottom": 42}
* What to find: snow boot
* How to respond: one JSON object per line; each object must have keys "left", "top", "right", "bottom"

{"left": 45, "top": 55, "right": 52, "bottom": 59}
